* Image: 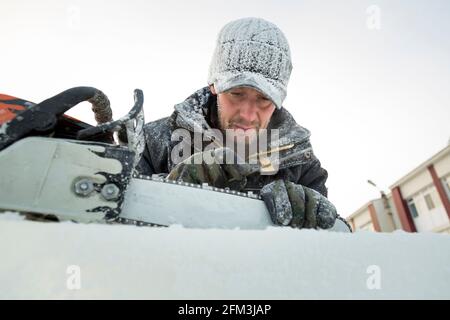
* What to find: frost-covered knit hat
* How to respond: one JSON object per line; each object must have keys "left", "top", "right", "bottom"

{"left": 207, "top": 17, "right": 293, "bottom": 109}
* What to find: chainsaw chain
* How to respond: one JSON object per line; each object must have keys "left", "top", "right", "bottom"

{"left": 131, "top": 173, "right": 262, "bottom": 199}
{"left": 112, "top": 173, "right": 261, "bottom": 227}
{"left": 114, "top": 173, "right": 352, "bottom": 232}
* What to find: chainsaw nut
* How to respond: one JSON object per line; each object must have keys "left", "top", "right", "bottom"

{"left": 101, "top": 183, "right": 120, "bottom": 201}
{"left": 74, "top": 178, "right": 94, "bottom": 197}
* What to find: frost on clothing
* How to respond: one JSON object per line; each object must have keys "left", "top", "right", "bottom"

{"left": 260, "top": 180, "right": 337, "bottom": 229}
{"left": 207, "top": 17, "right": 293, "bottom": 109}
{"left": 137, "top": 86, "right": 338, "bottom": 228}
{"left": 138, "top": 87, "right": 328, "bottom": 194}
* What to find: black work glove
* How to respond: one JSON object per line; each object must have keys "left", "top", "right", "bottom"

{"left": 167, "top": 147, "right": 256, "bottom": 191}
{"left": 260, "top": 179, "right": 337, "bottom": 229}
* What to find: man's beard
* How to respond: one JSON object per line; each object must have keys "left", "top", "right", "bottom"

{"left": 217, "top": 104, "right": 261, "bottom": 132}
{"left": 217, "top": 106, "right": 262, "bottom": 158}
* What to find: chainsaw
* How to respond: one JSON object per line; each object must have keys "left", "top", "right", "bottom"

{"left": 0, "top": 87, "right": 350, "bottom": 232}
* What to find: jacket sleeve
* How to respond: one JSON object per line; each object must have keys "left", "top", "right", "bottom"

{"left": 135, "top": 145, "right": 157, "bottom": 176}
{"left": 297, "top": 146, "right": 329, "bottom": 198}
{"left": 135, "top": 119, "right": 171, "bottom": 176}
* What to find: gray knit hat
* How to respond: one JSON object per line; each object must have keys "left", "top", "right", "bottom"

{"left": 207, "top": 17, "right": 293, "bottom": 109}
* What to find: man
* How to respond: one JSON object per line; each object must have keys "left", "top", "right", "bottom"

{"left": 137, "top": 17, "right": 344, "bottom": 230}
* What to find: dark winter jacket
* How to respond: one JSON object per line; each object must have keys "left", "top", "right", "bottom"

{"left": 136, "top": 86, "right": 329, "bottom": 197}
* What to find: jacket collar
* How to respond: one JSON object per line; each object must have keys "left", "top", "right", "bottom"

{"left": 173, "top": 87, "right": 313, "bottom": 169}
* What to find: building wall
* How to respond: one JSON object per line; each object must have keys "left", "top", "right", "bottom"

{"left": 393, "top": 148, "right": 450, "bottom": 233}
{"left": 443, "top": 174, "right": 450, "bottom": 200}
{"left": 434, "top": 152, "right": 450, "bottom": 214}
{"left": 435, "top": 224, "right": 450, "bottom": 234}
{"left": 372, "top": 198, "right": 396, "bottom": 232}
{"left": 407, "top": 184, "right": 449, "bottom": 232}
{"left": 434, "top": 152, "right": 450, "bottom": 178}
{"left": 348, "top": 145, "right": 450, "bottom": 234}
{"left": 387, "top": 195, "right": 401, "bottom": 230}
{"left": 352, "top": 208, "right": 374, "bottom": 231}
{"left": 400, "top": 169, "right": 433, "bottom": 199}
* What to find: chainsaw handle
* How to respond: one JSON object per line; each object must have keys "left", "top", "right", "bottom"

{"left": 0, "top": 86, "right": 113, "bottom": 151}
{"left": 88, "top": 89, "right": 112, "bottom": 124}
{"left": 76, "top": 89, "right": 144, "bottom": 140}
{"left": 36, "top": 86, "right": 112, "bottom": 124}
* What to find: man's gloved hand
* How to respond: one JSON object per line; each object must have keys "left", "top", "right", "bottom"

{"left": 167, "top": 147, "right": 255, "bottom": 191}
{"left": 260, "top": 179, "right": 337, "bottom": 229}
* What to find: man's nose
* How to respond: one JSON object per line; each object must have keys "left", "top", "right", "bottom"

{"left": 239, "top": 103, "right": 258, "bottom": 124}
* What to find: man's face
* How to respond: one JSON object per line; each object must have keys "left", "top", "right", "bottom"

{"left": 211, "top": 85, "right": 276, "bottom": 134}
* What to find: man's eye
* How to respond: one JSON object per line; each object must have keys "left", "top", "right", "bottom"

{"left": 230, "top": 92, "right": 243, "bottom": 96}
{"left": 258, "top": 97, "right": 271, "bottom": 103}
{"left": 258, "top": 100, "right": 273, "bottom": 110}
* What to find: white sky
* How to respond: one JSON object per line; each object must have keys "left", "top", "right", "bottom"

{"left": 1, "top": 0, "right": 449, "bottom": 217}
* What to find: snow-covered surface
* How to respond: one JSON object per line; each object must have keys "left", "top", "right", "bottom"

{"left": 1, "top": 212, "right": 449, "bottom": 299}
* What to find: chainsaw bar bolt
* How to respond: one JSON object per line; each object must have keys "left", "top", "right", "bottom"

{"left": 101, "top": 183, "right": 120, "bottom": 201}
{"left": 74, "top": 178, "right": 95, "bottom": 197}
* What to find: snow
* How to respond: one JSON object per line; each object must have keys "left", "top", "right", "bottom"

{"left": 1, "top": 212, "right": 449, "bottom": 299}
